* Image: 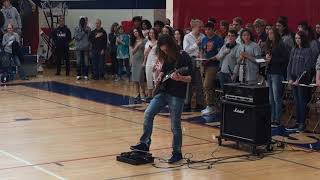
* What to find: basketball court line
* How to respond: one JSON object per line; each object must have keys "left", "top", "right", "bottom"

{"left": 0, "top": 150, "right": 67, "bottom": 180}
{"left": 3, "top": 87, "right": 320, "bottom": 172}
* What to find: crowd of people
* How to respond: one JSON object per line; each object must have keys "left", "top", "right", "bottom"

{"left": 50, "top": 14, "right": 320, "bottom": 133}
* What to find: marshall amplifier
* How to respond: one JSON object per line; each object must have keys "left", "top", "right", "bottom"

{"left": 223, "top": 83, "right": 269, "bottom": 105}
{"left": 219, "top": 100, "right": 271, "bottom": 146}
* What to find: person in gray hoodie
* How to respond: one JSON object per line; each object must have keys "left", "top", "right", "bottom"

{"left": 74, "top": 17, "right": 91, "bottom": 80}
{"left": 2, "top": 23, "right": 27, "bottom": 80}
{"left": 1, "top": 0, "right": 21, "bottom": 34}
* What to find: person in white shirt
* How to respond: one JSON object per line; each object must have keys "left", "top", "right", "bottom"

{"left": 183, "top": 19, "right": 205, "bottom": 110}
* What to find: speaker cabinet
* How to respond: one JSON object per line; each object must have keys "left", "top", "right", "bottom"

{"left": 220, "top": 100, "right": 271, "bottom": 146}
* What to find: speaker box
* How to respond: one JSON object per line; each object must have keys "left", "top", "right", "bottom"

{"left": 221, "top": 100, "right": 271, "bottom": 145}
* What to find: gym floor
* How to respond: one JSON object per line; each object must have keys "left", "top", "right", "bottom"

{"left": 0, "top": 70, "right": 319, "bottom": 180}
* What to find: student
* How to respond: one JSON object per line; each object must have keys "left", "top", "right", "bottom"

{"left": 132, "top": 16, "right": 142, "bottom": 29}
{"left": 217, "top": 30, "right": 239, "bottom": 88}
{"left": 200, "top": 22, "right": 224, "bottom": 115}
{"left": 89, "top": 19, "right": 107, "bottom": 80}
{"left": 287, "top": 31, "right": 315, "bottom": 131}
{"left": 232, "top": 17, "right": 244, "bottom": 44}
{"left": 298, "top": 21, "right": 320, "bottom": 59}
{"left": 74, "top": 17, "right": 91, "bottom": 80}
{"left": 51, "top": 16, "right": 72, "bottom": 76}
{"left": 253, "top": 19, "right": 268, "bottom": 52}
{"left": 276, "top": 17, "right": 294, "bottom": 51}
{"left": 316, "top": 23, "right": 320, "bottom": 42}
{"left": 1, "top": 0, "right": 21, "bottom": 34}
{"left": 161, "top": 25, "right": 174, "bottom": 36}
{"left": 142, "top": 19, "right": 152, "bottom": 38}
{"left": 154, "top": 20, "right": 165, "bottom": 34}
{"left": 116, "top": 26, "right": 130, "bottom": 81}
{"left": 174, "top": 29, "right": 184, "bottom": 49}
{"left": 317, "top": 55, "right": 320, "bottom": 87}
{"left": 265, "top": 27, "right": 289, "bottom": 126}
{"left": 218, "top": 20, "right": 229, "bottom": 41}
{"left": 235, "top": 29, "right": 262, "bottom": 84}
{"left": 109, "top": 22, "right": 119, "bottom": 80}
{"left": 2, "top": 23, "right": 27, "bottom": 80}
{"left": 143, "top": 28, "right": 159, "bottom": 102}
{"left": 183, "top": 19, "right": 205, "bottom": 110}
{"left": 131, "top": 34, "right": 192, "bottom": 163}
{"left": 130, "top": 28, "right": 147, "bottom": 101}
{"left": 265, "top": 24, "right": 273, "bottom": 35}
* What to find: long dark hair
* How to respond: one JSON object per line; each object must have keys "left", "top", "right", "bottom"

{"left": 110, "top": 22, "right": 119, "bottom": 34}
{"left": 240, "top": 28, "right": 255, "bottom": 43}
{"left": 157, "top": 34, "right": 180, "bottom": 63}
{"left": 174, "top": 29, "right": 184, "bottom": 46}
{"left": 142, "top": 20, "right": 152, "bottom": 30}
{"left": 266, "top": 27, "right": 281, "bottom": 51}
{"left": 130, "top": 28, "right": 143, "bottom": 47}
{"left": 148, "top": 28, "right": 159, "bottom": 41}
{"left": 295, "top": 31, "right": 310, "bottom": 48}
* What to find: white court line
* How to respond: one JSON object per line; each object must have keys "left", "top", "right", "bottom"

{"left": 0, "top": 150, "right": 67, "bottom": 180}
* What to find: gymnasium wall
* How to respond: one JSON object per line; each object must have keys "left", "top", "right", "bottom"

{"left": 173, "top": 0, "right": 320, "bottom": 30}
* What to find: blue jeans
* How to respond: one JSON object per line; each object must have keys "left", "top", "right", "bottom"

{"left": 140, "top": 93, "right": 185, "bottom": 153}
{"left": 267, "top": 74, "right": 284, "bottom": 121}
{"left": 91, "top": 50, "right": 105, "bottom": 79}
{"left": 218, "top": 72, "right": 232, "bottom": 89}
{"left": 292, "top": 85, "right": 310, "bottom": 126}
{"left": 76, "top": 50, "right": 89, "bottom": 76}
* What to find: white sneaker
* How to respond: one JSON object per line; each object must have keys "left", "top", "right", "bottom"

{"left": 201, "top": 106, "right": 215, "bottom": 115}
{"left": 84, "top": 76, "right": 89, "bottom": 80}
{"left": 76, "top": 76, "right": 81, "bottom": 80}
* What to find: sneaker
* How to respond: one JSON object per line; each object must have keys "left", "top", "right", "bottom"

{"left": 130, "top": 143, "right": 149, "bottom": 152}
{"left": 297, "top": 124, "right": 305, "bottom": 132}
{"left": 167, "top": 152, "right": 183, "bottom": 164}
{"left": 271, "top": 121, "right": 281, "bottom": 128}
{"left": 84, "top": 76, "right": 89, "bottom": 80}
{"left": 76, "top": 76, "right": 81, "bottom": 80}
{"left": 201, "top": 106, "right": 215, "bottom": 115}
{"left": 285, "top": 124, "right": 299, "bottom": 131}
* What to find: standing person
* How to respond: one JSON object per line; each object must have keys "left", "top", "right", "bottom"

{"left": 51, "top": 16, "right": 71, "bottom": 76}
{"left": 183, "top": 19, "right": 205, "bottom": 111}
{"left": 116, "top": 26, "right": 130, "bottom": 81}
{"left": 232, "top": 17, "right": 244, "bottom": 44}
{"left": 265, "top": 24, "right": 273, "bottom": 35}
{"left": 287, "top": 31, "right": 315, "bottom": 131}
{"left": 174, "top": 29, "right": 184, "bottom": 49}
{"left": 253, "top": 19, "right": 268, "bottom": 53}
{"left": 298, "top": 21, "right": 320, "bottom": 59}
{"left": 316, "top": 23, "right": 320, "bottom": 42}
{"left": 165, "top": 18, "right": 171, "bottom": 27}
{"left": 200, "top": 22, "right": 224, "bottom": 115}
{"left": 2, "top": 23, "right": 27, "bottom": 80}
{"left": 161, "top": 25, "right": 174, "bottom": 36}
{"left": 132, "top": 16, "right": 142, "bottom": 30}
{"left": 109, "top": 22, "right": 119, "bottom": 80}
{"left": 89, "top": 19, "right": 107, "bottom": 80}
{"left": 130, "top": 34, "right": 192, "bottom": 163}
{"left": 154, "top": 20, "right": 165, "bottom": 34}
{"left": 218, "top": 20, "right": 229, "bottom": 41}
{"left": 235, "top": 29, "right": 262, "bottom": 84}
{"left": 276, "top": 17, "right": 294, "bottom": 51}
{"left": 1, "top": 0, "right": 21, "bottom": 34}
{"left": 316, "top": 54, "right": 320, "bottom": 87}
{"left": 141, "top": 19, "right": 152, "bottom": 38}
{"left": 74, "top": 17, "right": 91, "bottom": 80}
{"left": 265, "top": 27, "right": 289, "bottom": 126}
{"left": 217, "top": 30, "right": 240, "bottom": 88}
{"left": 143, "top": 28, "right": 159, "bottom": 102}
{"left": 130, "top": 28, "right": 147, "bottom": 101}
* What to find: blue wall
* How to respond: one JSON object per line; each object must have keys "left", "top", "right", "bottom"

{"left": 34, "top": 0, "right": 166, "bottom": 9}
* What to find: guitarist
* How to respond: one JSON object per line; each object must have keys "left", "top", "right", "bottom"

{"left": 130, "top": 34, "right": 192, "bottom": 163}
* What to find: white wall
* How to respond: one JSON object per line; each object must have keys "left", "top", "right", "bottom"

{"left": 166, "top": 0, "right": 173, "bottom": 25}
{"left": 39, "top": 9, "right": 155, "bottom": 34}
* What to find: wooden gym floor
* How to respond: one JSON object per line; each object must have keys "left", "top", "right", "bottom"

{"left": 0, "top": 70, "right": 320, "bottom": 180}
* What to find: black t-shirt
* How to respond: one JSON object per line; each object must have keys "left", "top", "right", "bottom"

{"left": 159, "top": 51, "right": 192, "bottom": 99}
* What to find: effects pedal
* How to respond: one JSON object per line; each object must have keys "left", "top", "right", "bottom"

{"left": 116, "top": 151, "right": 154, "bottom": 165}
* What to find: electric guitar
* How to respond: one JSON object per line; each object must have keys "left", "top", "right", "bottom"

{"left": 153, "top": 66, "right": 189, "bottom": 96}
